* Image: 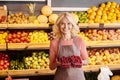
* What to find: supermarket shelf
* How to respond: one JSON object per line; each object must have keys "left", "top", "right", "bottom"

{"left": 6, "top": 40, "right": 120, "bottom": 50}
{"left": 7, "top": 24, "right": 50, "bottom": 29}
{"left": 104, "top": 23, "right": 120, "bottom": 28}
{"left": 0, "top": 44, "right": 6, "bottom": 51}
{"left": 7, "top": 43, "right": 50, "bottom": 50}
{"left": 0, "top": 24, "right": 7, "bottom": 29}
{"left": 86, "top": 40, "right": 120, "bottom": 48}
{"left": 0, "top": 64, "right": 120, "bottom": 77}
{"left": 78, "top": 23, "right": 120, "bottom": 28}
{"left": 83, "top": 64, "right": 120, "bottom": 72}
{"left": 0, "top": 69, "right": 55, "bottom": 77}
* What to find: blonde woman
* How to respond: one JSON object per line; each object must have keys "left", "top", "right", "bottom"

{"left": 49, "top": 12, "right": 88, "bottom": 80}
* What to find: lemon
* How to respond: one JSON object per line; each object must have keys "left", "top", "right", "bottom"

{"left": 107, "top": 1, "right": 111, "bottom": 6}
{"left": 91, "top": 6, "right": 97, "bottom": 11}
{"left": 100, "top": 3, "right": 106, "bottom": 8}
{"left": 87, "top": 9, "right": 92, "bottom": 13}
{"left": 88, "top": 20, "right": 94, "bottom": 23}
{"left": 96, "top": 10, "right": 102, "bottom": 16}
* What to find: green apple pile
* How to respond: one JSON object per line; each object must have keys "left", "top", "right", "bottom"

{"left": 9, "top": 60, "right": 25, "bottom": 70}
{"left": 73, "top": 12, "right": 88, "bottom": 23}
{"left": 29, "top": 30, "right": 49, "bottom": 43}
{"left": 24, "top": 51, "right": 49, "bottom": 69}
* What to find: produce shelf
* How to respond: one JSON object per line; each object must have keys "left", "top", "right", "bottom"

{"left": 104, "top": 23, "right": 120, "bottom": 28}
{"left": 0, "top": 64, "right": 120, "bottom": 77}
{"left": 26, "top": 43, "right": 50, "bottom": 50}
{"left": 7, "top": 40, "right": 120, "bottom": 50}
{"left": 7, "top": 24, "right": 49, "bottom": 29}
{"left": 86, "top": 40, "right": 120, "bottom": 48}
{"left": 0, "top": 24, "right": 7, "bottom": 29}
{"left": 7, "top": 43, "right": 50, "bottom": 50}
{"left": 78, "top": 23, "right": 120, "bottom": 28}
{"left": 0, "top": 44, "right": 6, "bottom": 51}
{"left": 0, "top": 69, "right": 55, "bottom": 77}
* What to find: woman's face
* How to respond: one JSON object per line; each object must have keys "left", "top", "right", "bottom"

{"left": 59, "top": 17, "right": 73, "bottom": 35}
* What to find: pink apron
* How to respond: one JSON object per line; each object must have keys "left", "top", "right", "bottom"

{"left": 54, "top": 37, "right": 85, "bottom": 80}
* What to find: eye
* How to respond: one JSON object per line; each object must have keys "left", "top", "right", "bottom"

{"left": 68, "top": 23, "right": 71, "bottom": 25}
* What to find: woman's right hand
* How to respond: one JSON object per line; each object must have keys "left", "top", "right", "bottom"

{"left": 48, "top": 32, "right": 56, "bottom": 40}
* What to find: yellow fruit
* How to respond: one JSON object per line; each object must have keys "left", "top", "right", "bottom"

{"left": 100, "top": 19, "right": 104, "bottom": 23}
{"left": 100, "top": 3, "right": 106, "bottom": 8}
{"left": 102, "top": 15, "right": 107, "bottom": 20}
{"left": 91, "top": 11, "right": 96, "bottom": 16}
{"left": 88, "top": 15, "right": 95, "bottom": 20}
{"left": 107, "top": 1, "right": 111, "bottom": 6}
{"left": 87, "top": 9, "right": 92, "bottom": 13}
{"left": 48, "top": 14, "right": 58, "bottom": 24}
{"left": 111, "top": 1, "right": 117, "bottom": 6}
{"left": 91, "top": 6, "right": 97, "bottom": 11}
{"left": 98, "top": 7, "right": 104, "bottom": 11}
{"left": 37, "top": 15, "right": 48, "bottom": 23}
{"left": 111, "top": 75, "right": 120, "bottom": 80}
{"left": 33, "top": 19, "right": 39, "bottom": 24}
{"left": 88, "top": 20, "right": 94, "bottom": 23}
{"left": 96, "top": 10, "right": 102, "bottom": 16}
{"left": 41, "top": 5, "right": 52, "bottom": 16}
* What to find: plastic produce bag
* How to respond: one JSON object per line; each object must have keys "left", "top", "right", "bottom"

{"left": 97, "top": 66, "right": 113, "bottom": 80}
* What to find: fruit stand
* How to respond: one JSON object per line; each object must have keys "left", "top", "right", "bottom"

{"left": 0, "top": 0, "right": 120, "bottom": 80}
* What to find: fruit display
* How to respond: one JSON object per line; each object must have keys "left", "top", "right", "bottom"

{"left": 7, "top": 12, "right": 29, "bottom": 24}
{"left": 73, "top": 12, "right": 88, "bottom": 23}
{"left": 37, "top": 15, "right": 48, "bottom": 23}
{"left": 41, "top": 5, "right": 53, "bottom": 16}
{"left": 29, "top": 30, "right": 49, "bottom": 43}
{"left": 5, "top": 31, "right": 30, "bottom": 43}
{"left": 70, "top": 13, "right": 79, "bottom": 23}
{"left": 78, "top": 29, "right": 120, "bottom": 41}
{"left": 0, "top": 31, "right": 8, "bottom": 44}
{"left": 24, "top": 51, "right": 49, "bottom": 69}
{"left": 87, "top": 1, "right": 120, "bottom": 23}
{"left": 48, "top": 14, "right": 59, "bottom": 24}
{"left": 0, "top": 5, "right": 7, "bottom": 23}
{"left": 0, "top": 52, "right": 10, "bottom": 70}
{"left": 0, "top": 15, "right": 6, "bottom": 23}
{"left": 88, "top": 48, "right": 120, "bottom": 65}
{"left": 9, "top": 60, "right": 25, "bottom": 70}
{"left": 111, "top": 75, "right": 120, "bottom": 80}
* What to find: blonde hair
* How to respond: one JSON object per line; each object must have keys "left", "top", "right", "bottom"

{"left": 53, "top": 12, "right": 79, "bottom": 38}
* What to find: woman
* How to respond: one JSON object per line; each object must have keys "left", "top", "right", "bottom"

{"left": 49, "top": 12, "right": 88, "bottom": 80}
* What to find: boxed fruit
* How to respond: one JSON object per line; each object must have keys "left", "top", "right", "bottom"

{"left": 0, "top": 5, "right": 7, "bottom": 23}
